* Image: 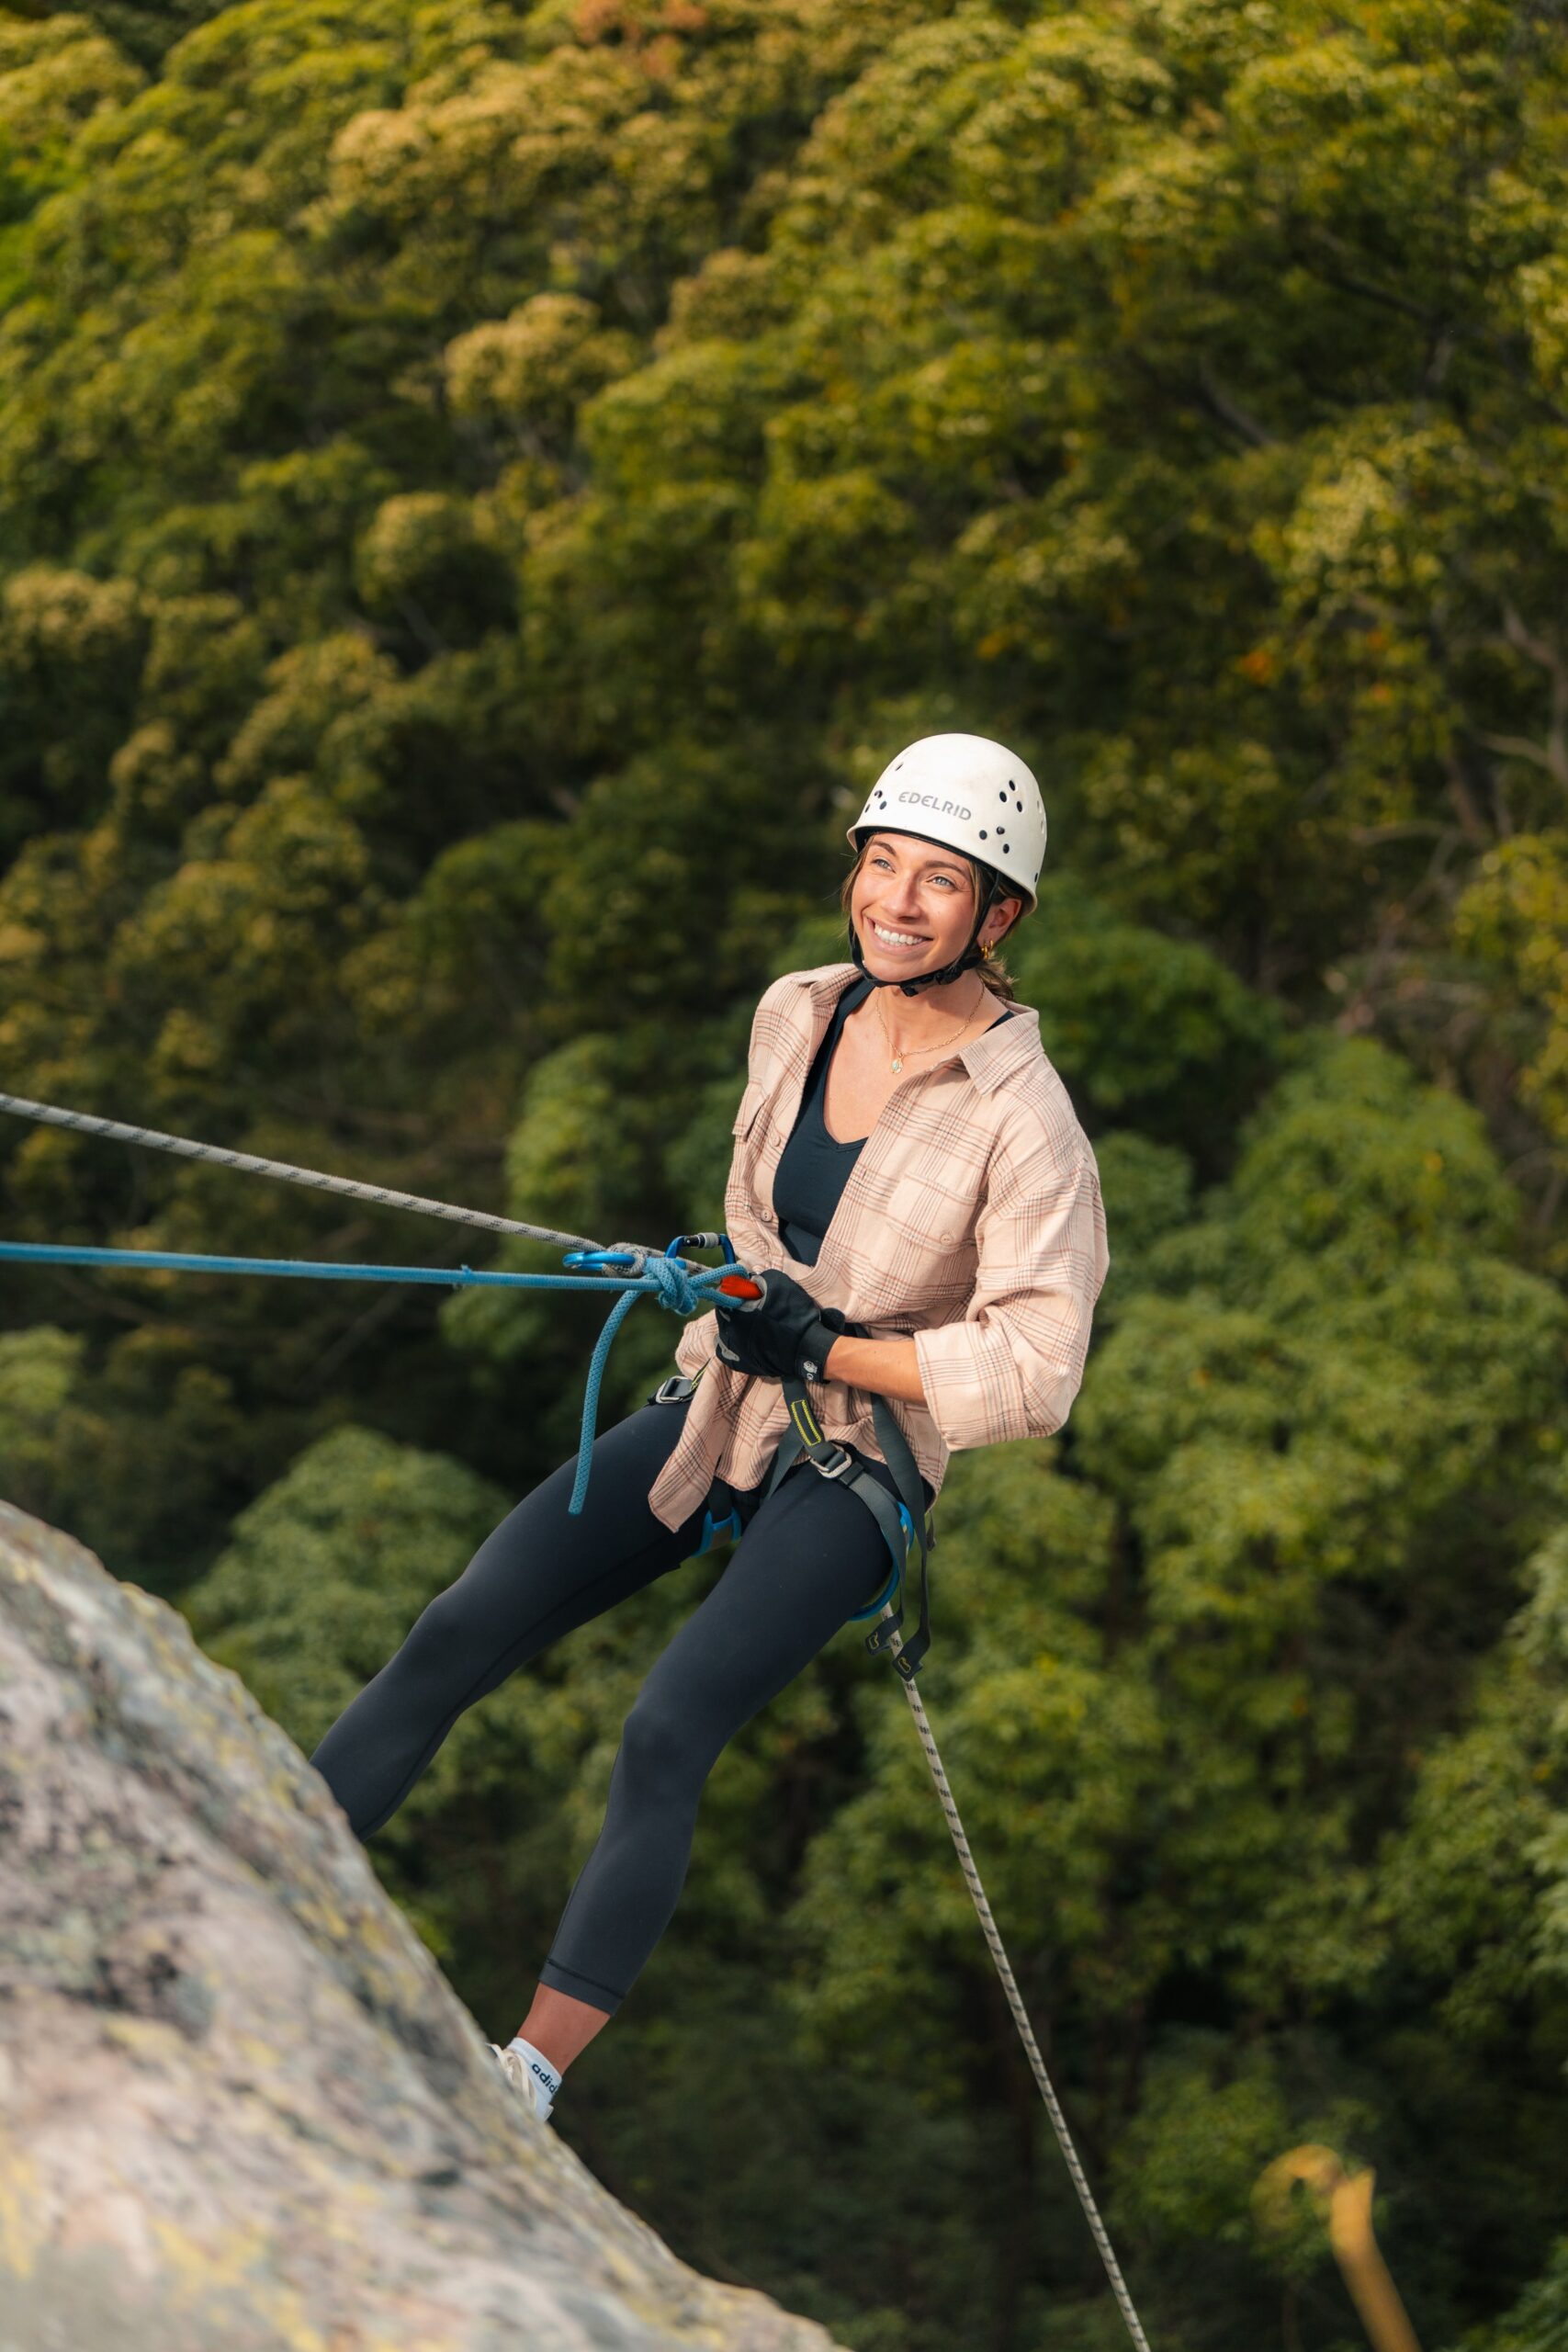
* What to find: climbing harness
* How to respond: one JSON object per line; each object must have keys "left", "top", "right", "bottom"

{"left": 763, "top": 1377, "right": 932, "bottom": 1677}
{"left": 649, "top": 1372, "right": 741, "bottom": 1553}
{"left": 649, "top": 1368, "right": 926, "bottom": 1649}
{"left": 0, "top": 1087, "right": 1151, "bottom": 2348}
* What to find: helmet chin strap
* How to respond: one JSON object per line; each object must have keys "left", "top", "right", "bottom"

{"left": 849, "top": 875, "right": 1005, "bottom": 998}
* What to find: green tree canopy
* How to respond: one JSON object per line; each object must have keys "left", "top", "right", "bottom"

{"left": 4, "top": 0, "right": 1567, "bottom": 2342}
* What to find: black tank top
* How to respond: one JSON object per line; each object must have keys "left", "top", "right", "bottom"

{"left": 773, "top": 978, "right": 1014, "bottom": 1265}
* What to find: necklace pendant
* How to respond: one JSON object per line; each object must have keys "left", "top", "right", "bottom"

{"left": 891, "top": 1055, "right": 902, "bottom": 1074}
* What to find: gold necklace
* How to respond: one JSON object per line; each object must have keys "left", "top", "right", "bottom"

{"left": 876, "top": 981, "right": 983, "bottom": 1075}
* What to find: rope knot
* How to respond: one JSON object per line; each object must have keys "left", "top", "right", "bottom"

{"left": 628, "top": 1248, "right": 707, "bottom": 1317}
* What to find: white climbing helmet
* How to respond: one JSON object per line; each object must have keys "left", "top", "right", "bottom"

{"left": 845, "top": 732, "right": 1047, "bottom": 911}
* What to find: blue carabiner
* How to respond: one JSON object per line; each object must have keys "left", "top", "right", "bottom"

{"left": 664, "top": 1230, "right": 739, "bottom": 1267}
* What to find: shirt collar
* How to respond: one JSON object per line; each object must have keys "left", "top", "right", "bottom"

{"left": 793, "top": 962, "right": 1043, "bottom": 1098}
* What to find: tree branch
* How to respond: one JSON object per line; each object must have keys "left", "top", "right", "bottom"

{"left": 1194, "top": 364, "right": 1277, "bottom": 448}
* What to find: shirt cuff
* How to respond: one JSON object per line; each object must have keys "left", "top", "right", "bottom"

{"left": 914, "top": 1318, "right": 1031, "bottom": 1451}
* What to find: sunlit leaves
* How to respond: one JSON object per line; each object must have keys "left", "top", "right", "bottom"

{"left": 1, "top": 0, "right": 1567, "bottom": 2337}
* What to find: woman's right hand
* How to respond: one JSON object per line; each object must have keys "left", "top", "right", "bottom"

{"left": 714, "top": 1269, "right": 857, "bottom": 1384}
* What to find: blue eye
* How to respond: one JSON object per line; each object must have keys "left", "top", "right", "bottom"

{"left": 871, "top": 856, "right": 955, "bottom": 888}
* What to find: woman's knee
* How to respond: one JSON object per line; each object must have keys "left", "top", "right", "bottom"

{"left": 392, "top": 1585, "right": 485, "bottom": 1697}
{"left": 615, "top": 1690, "right": 712, "bottom": 1808}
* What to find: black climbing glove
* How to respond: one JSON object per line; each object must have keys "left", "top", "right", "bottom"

{"left": 714, "top": 1267, "right": 853, "bottom": 1385}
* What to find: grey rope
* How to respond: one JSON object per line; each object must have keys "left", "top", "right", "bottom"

{"left": 879, "top": 1610, "right": 1153, "bottom": 2352}
{"left": 0, "top": 1092, "right": 600, "bottom": 1255}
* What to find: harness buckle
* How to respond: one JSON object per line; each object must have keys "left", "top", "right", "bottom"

{"left": 651, "top": 1374, "right": 696, "bottom": 1406}
{"left": 807, "top": 1442, "right": 856, "bottom": 1481}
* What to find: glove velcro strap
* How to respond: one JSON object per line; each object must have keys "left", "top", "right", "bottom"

{"left": 796, "top": 1319, "right": 843, "bottom": 1385}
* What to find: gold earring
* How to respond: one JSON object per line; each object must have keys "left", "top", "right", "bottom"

{"left": 981, "top": 937, "right": 995, "bottom": 960}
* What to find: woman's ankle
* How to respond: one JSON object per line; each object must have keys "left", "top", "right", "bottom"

{"left": 517, "top": 1983, "right": 615, "bottom": 2075}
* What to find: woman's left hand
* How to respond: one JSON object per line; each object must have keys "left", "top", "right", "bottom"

{"left": 714, "top": 1267, "right": 852, "bottom": 1384}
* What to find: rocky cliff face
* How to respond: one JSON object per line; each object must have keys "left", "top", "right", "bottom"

{"left": 0, "top": 1500, "right": 843, "bottom": 2352}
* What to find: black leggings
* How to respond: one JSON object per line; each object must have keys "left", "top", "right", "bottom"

{"left": 310, "top": 1396, "right": 926, "bottom": 2016}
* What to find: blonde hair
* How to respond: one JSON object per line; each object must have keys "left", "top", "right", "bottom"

{"left": 839, "top": 835, "right": 1026, "bottom": 1004}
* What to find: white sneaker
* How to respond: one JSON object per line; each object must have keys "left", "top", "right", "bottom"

{"left": 489, "top": 2040, "right": 554, "bottom": 2123}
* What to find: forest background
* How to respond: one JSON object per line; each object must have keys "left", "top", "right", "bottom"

{"left": 2, "top": 0, "right": 1567, "bottom": 2346}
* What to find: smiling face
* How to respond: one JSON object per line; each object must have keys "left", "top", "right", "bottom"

{"left": 850, "top": 830, "right": 1023, "bottom": 979}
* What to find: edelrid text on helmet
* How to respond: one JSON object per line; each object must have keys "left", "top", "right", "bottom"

{"left": 896, "top": 791, "right": 972, "bottom": 820}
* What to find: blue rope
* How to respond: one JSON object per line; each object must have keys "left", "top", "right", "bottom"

{"left": 0, "top": 1236, "right": 743, "bottom": 1517}
{"left": 0, "top": 1240, "right": 723, "bottom": 1299}
{"left": 563, "top": 1247, "right": 718, "bottom": 1515}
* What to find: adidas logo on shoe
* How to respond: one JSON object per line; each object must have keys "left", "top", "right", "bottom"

{"left": 488, "top": 2041, "right": 556, "bottom": 2124}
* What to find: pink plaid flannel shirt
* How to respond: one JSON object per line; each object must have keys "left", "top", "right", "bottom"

{"left": 646, "top": 961, "right": 1110, "bottom": 1532}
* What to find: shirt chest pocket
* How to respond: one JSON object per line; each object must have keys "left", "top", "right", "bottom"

{"left": 876, "top": 1167, "right": 980, "bottom": 1289}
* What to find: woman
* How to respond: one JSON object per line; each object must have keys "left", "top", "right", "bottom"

{"left": 310, "top": 732, "right": 1109, "bottom": 2126}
